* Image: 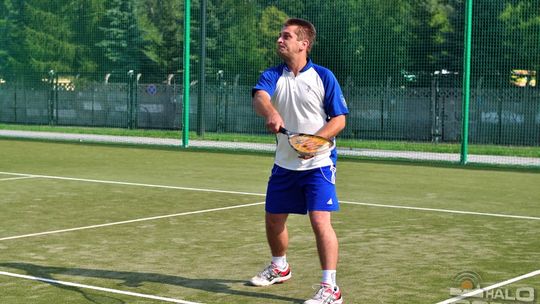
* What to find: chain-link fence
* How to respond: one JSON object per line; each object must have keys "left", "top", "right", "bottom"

{"left": 0, "top": 0, "right": 539, "bottom": 161}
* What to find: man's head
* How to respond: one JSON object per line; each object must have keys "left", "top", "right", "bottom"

{"left": 277, "top": 18, "right": 317, "bottom": 60}
{"left": 283, "top": 18, "right": 316, "bottom": 53}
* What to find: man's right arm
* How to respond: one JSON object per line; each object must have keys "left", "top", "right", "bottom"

{"left": 253, "top": 90, "right": 283, "bottom": 134}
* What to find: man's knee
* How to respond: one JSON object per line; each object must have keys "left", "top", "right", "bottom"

{"left": 309, "top": 211, "right": 333, "bottom": 232}
{"left": 266, "top": 213, "right": 288, "bottom": 229}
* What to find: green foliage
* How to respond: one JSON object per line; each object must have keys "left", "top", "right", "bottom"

{"left": 0, "top": 1, "right": 79, "bottom": 78}
{"left": 0, "top": 1, "right": 8, "bottom": 74}
{"left": 96, "top": 0, "right": 147, "bottom": 72}
{"left": 0, "top": 0, "right": 538, "bottom": 87}
{"left": 71, "top": 0, "right": 106, "bottom": 73}
{"left": 2, "top": 0, "right": 32, "bottom": 75}
{"left": 472, "top": 1, "right": 508, "bottom": 84}
{"left": 136, "top": 0, "right": 183, "bottom": 76}
{"left": 259, "top": 6, "right": 288, "bottom": 67}
{"left": 311, "top": 0, "right": 415, "bottom": 85}
{"left": 500, "top": 0, "right": 540, "bottom": 72}
{"left": 410, "top": 0, "right": 456, "bottom": 78}
{"left": 214, "top": 0, "right": 266, "bottom": 85}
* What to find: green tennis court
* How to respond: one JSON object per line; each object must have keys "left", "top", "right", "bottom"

{"left": 1, "top": 139, "right": 539, "bottom": 303}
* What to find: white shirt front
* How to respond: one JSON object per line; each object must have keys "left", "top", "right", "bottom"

{"left": 253, "top": 59, "right": 348, "bottom": 170}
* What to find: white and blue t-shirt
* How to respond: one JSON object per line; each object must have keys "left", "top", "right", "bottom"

{"left": 253, "top": 59, "right": 349, "bottom": 171}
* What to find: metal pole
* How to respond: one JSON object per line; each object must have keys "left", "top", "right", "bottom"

{"left": 127, "top": 70, "right": 134, "bottom": 129}
{"left": 54, "top": 73, "right": 59, "bottom": 125}
{"left": 197, "top": 0, "right": 206, "bottom": 136}
{"left": 48, "top": 70, "right": 55, "bottom": 126}
{"left": 182, "top": 0, "right": 191, "bottom": 147}
{"left": 460, "top": 0, "right": 473, "bottom": 165}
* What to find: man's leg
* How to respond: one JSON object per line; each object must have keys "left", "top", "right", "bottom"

{"left": 250, "top": 212, "right": 292, "bottom": 286}
{"left": 304, "top": 211, "right": 343, "bottom": 304}
{"left": 308, "top": 211, "right": 338, "bottom": 271}
{"left": 266, "top": 212, "right": 289, "bottom": 257}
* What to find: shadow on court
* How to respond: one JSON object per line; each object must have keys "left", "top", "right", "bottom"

{"left": 0, "top": 262, "right": 304, "bottom": 303}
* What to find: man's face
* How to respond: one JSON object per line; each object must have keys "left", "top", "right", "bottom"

{"left": 277, "top": 25, "right": 307, "bottom": 59}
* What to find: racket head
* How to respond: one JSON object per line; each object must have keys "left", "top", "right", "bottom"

{"left": 287, "top": 133, "right": 335, "bottom": 157}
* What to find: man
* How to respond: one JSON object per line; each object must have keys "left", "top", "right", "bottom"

{"left": 250, "top": 18, "right": 348, "bottom": 304}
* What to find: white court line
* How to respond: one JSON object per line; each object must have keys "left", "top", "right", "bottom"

{"left": 0, "top": 171, "right": 265, "bottom": 197}
{"left": 341, "top": 201, "right": 540, "bottom": 221}
{"left": 0, "top": 271, "right": 202, "bottom": 304}
{"left": 0, "top": 202, "right": 264, "bottom": 241}
{"left": 0, "top": 171, "right": 539, "bottom": 243}
{"left": 436, "top": 269, "right": 540, "bottom": 304}
{"left": 0, "top": 176, "right": 37, "bottom": 182}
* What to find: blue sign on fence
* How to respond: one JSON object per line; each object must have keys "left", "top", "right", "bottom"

{"left": 146, "top": 84, "right": 157, "bottom": 95}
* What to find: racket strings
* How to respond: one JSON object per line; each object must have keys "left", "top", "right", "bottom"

{"left": 289, "top": 135, "right": 331, "bottom": 154}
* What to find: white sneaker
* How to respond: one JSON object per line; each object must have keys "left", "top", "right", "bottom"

{"left": 249, "top": 262, "right": 292, "bottom": 286}
{"left": 304, "top": 283, "right": 343, "bottom": 304}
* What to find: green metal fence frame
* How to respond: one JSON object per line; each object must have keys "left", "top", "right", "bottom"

{"left": 182, "top": 0, "right": 191, "bottom": 147}
{"left": 460, "top": 0, "right": 473, "bottom": 165}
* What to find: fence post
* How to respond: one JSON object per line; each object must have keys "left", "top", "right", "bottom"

{"left": 127, "top": 70, "right": 135, "bottom": 129}
{"left": 182, "top": 0, "right": 191, "bottom": 147}
{"left": 134, "top": 73, "right": 140, "bottom": 129}
{"left": 13, "top": 79, "right": 18, "bottom": 122}
{"left": 47, "top": 70, "right": 57, "bottom": 126}
{"left": 197, "top": 0, "right": 206, "bottom": 137}
{"left": 460, "top": 0, "right": 473, "bottom": 165}
{"left": 55, "top": 73, "right": 59, "bottom": 125}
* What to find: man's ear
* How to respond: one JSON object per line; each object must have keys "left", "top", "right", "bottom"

{"left": 300, "top": 39, "right": 309, "bottom": 52}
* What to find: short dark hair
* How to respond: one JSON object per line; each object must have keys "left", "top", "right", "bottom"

{"left": 284, "top": 18, "right": 316, "bottom": 53}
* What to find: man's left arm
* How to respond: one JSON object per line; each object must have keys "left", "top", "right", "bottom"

{"left": 315, "top": 115, "right": 346, "bottom": 140}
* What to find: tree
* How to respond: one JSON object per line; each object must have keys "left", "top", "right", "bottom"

{"left": 470, "top": 0, "right": 507, "bottom": 85}
{"left": 70, "top": 0, "right": 106, "bottom": 74}
{"left": 0, "top": 0, "right": 9, "bottom": 75}
{"left": 0, "top": 0, "right": 80, "bottom": 79}
{"left": 258, "top": 0, "right": 304, "bottom": 18}
{"left": 258, "top": 6, "right": 289, "bottom": 68}
{"left": 96, "top": 0, "right": 152, "bottom": 74}
{"left": 214, "top": 0, "right": 266, "bottom": 85}
{"left": 410, "top": 0, "right": 457, "bottom": 82}
{"left": 136, "top": 0, "right": 183, "bottom": 77}
{"left": 193, "top": 0, "right": 221, "bottom": 81}
{"left": 500, "top": 0, "right": 540, "bottom": 76}
{"left": 303, "top": 0, "right": 416, "bottom": 86}
{"left": 26, "top": 1, "right": 78, "bottom": 72}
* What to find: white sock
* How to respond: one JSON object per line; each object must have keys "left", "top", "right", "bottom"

{"left": 322, "top": 270, "right": 337, "bottom": 287}
{"left": 271, "top": 256, "right": 287, "bottom": 270}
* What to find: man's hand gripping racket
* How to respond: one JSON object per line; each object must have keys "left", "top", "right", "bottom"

{"left": 279, "top": 127, "right": 335, "bottom": 158}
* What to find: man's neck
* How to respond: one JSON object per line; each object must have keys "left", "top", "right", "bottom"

{"left": 285, "top": 57, "right": 308, "bottom": 76}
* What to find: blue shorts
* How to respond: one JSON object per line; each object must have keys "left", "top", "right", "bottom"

{"left": 265, "top": 164, "right": 339, "bottom": 214}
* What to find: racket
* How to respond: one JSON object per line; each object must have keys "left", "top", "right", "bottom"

{"left": 279, "top": 127, "right": 335, "bottom": 157}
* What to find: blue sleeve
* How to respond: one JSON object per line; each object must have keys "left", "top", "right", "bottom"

{"left": 252, "top": 65, "right": 284, "bottom": 97}
{"left": 313, "top": 65, "right": 349, "bottom": 118}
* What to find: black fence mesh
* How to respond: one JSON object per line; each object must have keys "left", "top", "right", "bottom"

{"left": 0, "top": 0, "right": 539, "bottom": 149}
